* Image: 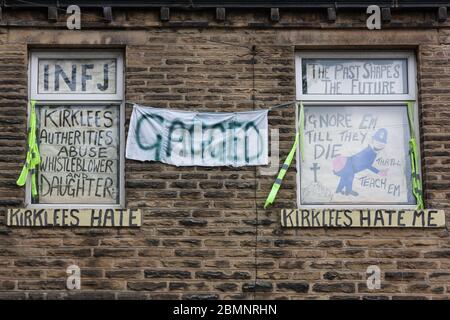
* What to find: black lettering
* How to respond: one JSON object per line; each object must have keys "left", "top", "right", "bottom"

{"left": 90, "top": 209, "right": 102, "bottom": 227}
{"left": 103, "top": 209, "right": 115, "bottom": 227}
{"left": 412, "top": 210, "right": 425, "bottom": 227}
{"left": 374, "top": 210, "right": 384, "bottom": 227}
{"left": 70, "top": 209, "right": 80, "bottom": 227}
{"left": 82, "top": 64, "right": 94, "bottom": 91}
{"left": 97, "top": 63, "right": 109, "bottom": 91}
{"left": 360, "top": 210, "right": 371, "bottom": 227}
{"left": 301, "top": 210, "right": 311, "bottom": 227}
{"left": 397, "top": 210, "right": 406, "bottom": 227}
{"left": 129, "top": 209, "right": 139, "bottom": 227}
{"left": 427, "top": 210, "right": 438, "bottom": 227}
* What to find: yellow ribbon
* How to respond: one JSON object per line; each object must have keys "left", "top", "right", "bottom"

{"left": 17, "top": 100, "right": 40, "bottom": 198}
{"left": 406, "top": 101, "right": 423, "bottom": 209}
{"left": 264, "top": 102, "right": 304, "bottom": 209}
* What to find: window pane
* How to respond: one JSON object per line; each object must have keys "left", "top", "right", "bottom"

{"left": 34, "top": 104, "right": 120, "bottom": 204}
{"left": 302, "top": 58, "right": 408, "bottom": 95}
{"left": 37, "top": 58, "right": 117, "bottom": 95}
{"left": 300, "top": 105, "right": 415, "bottom": 205}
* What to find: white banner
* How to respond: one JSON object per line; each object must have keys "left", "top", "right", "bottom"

{"left": 126, "top": 105, "right": 268, "bottom": 167}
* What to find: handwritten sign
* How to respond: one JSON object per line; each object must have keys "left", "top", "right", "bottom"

{"left": 38, "top": 59, "right": 117, "bottom": 95}
{"left": 302, "top": 58, "right": 407, "bottom": 95}
{"left": 36, "top": 105, "right": 120, "bottom": 204}
{"left": 301, "top": 105, "right": 414, "bottom": 206}
{"left": 126, "top": 105, "right": 268, "bottom": 167}
{"left": 6, "top": 208, "right": 141, "bottom": 227}
{"left": 281, "top": 209, "right": 446, "bottom": 228}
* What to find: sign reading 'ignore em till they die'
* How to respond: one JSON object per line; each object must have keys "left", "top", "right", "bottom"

{"left": 6, "top": 208, "right": 141, "bottom": 227}
{"left": 281, "top": 209, "right": 446, "bottom": 228}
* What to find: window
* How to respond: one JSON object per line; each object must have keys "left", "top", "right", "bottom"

{"left": 27, "top": 50, "right": 124, "bottom": 207}
{"left": 295, "top": 51, "right": 419, "bottom": 208}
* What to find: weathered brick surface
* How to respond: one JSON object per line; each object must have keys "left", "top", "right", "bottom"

{"left": 0, "top": 9, "right": 449, "bottom": 300}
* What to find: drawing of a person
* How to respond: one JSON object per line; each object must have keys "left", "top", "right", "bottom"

{"left": 332, "top": 128, "right": 389, "bottom": 196}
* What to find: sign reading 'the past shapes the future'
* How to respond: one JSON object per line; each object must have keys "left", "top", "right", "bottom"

{"left": 302, "top": 58, "right": 408, "bottom": 95}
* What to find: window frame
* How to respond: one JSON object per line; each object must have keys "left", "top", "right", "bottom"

{"left": 295, "top": 51, "right": 420, "bottom": 209}
{"left": 26, "top": 50, "right": 125, "bottom": 209}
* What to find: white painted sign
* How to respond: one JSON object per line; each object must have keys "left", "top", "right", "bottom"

{"left": 302, "top": 58, "right": 407, "bottom": 95}
{"left": 126, "top": 105, "right": 268, "bottom": 167}
{"left": 38, "top": 59, "right": 117, "bottom": 94}
{"left": 7, "top": 208, "right": 141, "bottom": 227}
{"left": 36, "top": 104, "right": 120, "bottom": 204}
{"left": 281, "top": 209, "right": 445, "bottom": 228}
{"left": 300, "top": 105, "right": 414, "bottom": 205}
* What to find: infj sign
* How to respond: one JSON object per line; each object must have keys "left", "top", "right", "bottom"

{"left": 302, "top": 58, "right": 408, "bottom": 95}
{"left": 6, "top": 208, "right": 141, "bottom": 227}
{"left": 38, "top": 58, "right": 116, "bottom": 94}
{"left": 30, "top": 52, "right": 123, "bottom": 101}
{"left": 281, "top": 209, "right": 446, "bottom": 228}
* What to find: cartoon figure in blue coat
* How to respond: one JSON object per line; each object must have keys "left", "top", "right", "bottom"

{"left": 332, "top": 128, "right": 389, "bottom": 196}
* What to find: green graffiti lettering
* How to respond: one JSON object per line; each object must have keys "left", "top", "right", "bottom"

{"left": 227, "top": 121, "right": 242, "bottom": 164}
{"left": 134, "top": 110, "right": 265, "bottom": 165}
{"left": 167, "top": 120, "right": 194, "bottom": 160}
{"left": 135, "top": 113, "right": 163, "bottom": 161}
{"left": 244, "top": 121, "right": 263, "bottom": 163}
{"left": 202, "top": 123, "right": 226, "bottom": 161}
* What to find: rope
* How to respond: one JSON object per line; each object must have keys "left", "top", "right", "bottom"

{"left": 251, "top": 45, "right": 259, "bottom": 300}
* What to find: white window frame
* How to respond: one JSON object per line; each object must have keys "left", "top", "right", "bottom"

{"left": 295, "top": 51, "right": 420, "bottom": 209}
{"left": 30, "top": 50, "right": 123, "bottom": 101}
{"left": 26, "top": 50, "right": 125, "bottom": 209}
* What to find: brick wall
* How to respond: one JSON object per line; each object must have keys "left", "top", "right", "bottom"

{"left": 0, "top": 9, "right": 449, "bottom": 300}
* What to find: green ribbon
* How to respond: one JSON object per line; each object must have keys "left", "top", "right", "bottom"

{"left": 298, "top": 101, "right": 305, "bottom": 162}
{"left": 406, "top": 101, "right": 424, "bottom": 209}
{"left": 17, "top": 100, "right": 40, "bottom": 198}
{"left": 264, "top": 102, "right": 304, "bottom": 209}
